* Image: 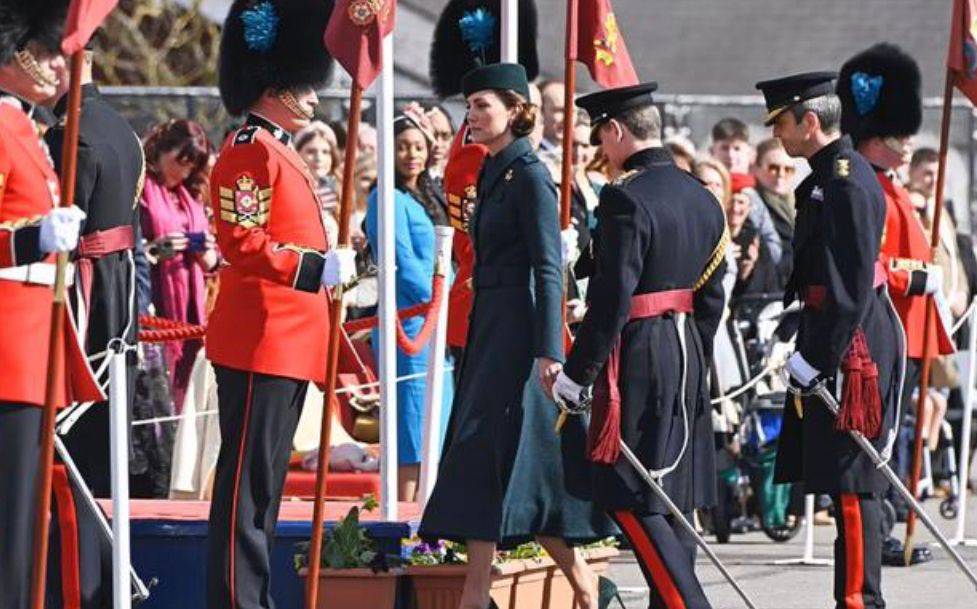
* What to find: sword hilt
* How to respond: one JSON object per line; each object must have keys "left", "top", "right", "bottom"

{"left": 553, "top": 387, "right": 593, "bottom": 434}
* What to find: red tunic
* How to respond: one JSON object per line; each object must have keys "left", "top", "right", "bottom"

{"left": 206, "top": 124, "right": 333, "bottom": 383}
{"left": 877, "top": 170, "right": 953, "bottom": 358}
{"left": 443, "top": 125, "right": 487, "bottom": 349}
{"left": 0, "top": 103, "right": 103, "bottom": 407}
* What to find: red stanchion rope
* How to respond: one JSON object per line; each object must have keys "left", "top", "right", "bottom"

{"left": 136, "top": 273, "right": 446, "bottom": 350}
{"left": 343, "top": 274, "right": 446, "bottom": 356}
{"left": 138, "top": 315, "right": 207, "bottom": 343}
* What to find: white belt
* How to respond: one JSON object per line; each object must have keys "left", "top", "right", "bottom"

{"left": 0, "top": 262, "right": 75, "bottom": 287}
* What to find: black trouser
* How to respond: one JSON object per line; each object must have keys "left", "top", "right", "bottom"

{"left": 609, "top": 510, "right": 712, "bottom": 609}
{"left": 207, "top": 367, "right": 307, "bottom": 609}
{"left": 833, "top": 493, "right": 884, "bottom": 609}
{"left": 0, "top": 404, "right": 107, "bottom": 609}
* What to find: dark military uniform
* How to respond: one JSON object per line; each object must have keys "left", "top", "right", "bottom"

{"left": 559, "top": 83, "right": 728, "bottom": 609}
{"left": 758, "top": 72, "right": 903, "bottom": 609}
{"left": 43, "top": 82, "right": 145, "bottom": 608}
{"left": 421, "top": 133, "right": 615, "bottom": 546}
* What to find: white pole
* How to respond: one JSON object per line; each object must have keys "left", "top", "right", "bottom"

{"left": 953, "top": 298, "right": 977, "bottom": 546}
{"left": 500, "top": 0, "right": 518, "bottom": 63}
{"left": 417, "top": 227, "right": 455, "bottom": 510}
{"left": 772, "top": 494, "right": 832, "bottom": 566}
{"left": 376, "top": 31, "right": 398, "bottom": 521}
{"left": 108, "top": 348, "right": 131, "bottom": 609}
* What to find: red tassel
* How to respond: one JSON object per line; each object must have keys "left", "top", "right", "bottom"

{"left": 835, "top": 329, "right": 883, "bottom": 439}
{"left": 588, "top": 338, "right": 622, "bottom": 465}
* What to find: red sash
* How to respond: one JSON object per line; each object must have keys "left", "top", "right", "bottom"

{"left": 589, "top": 289, "right": 694, "bottom": 464}
{"left": 76, "top": 225, "right": 135, "bottom": 344}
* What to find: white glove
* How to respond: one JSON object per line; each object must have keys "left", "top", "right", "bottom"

{"left": 39, "top": 206, "right": 86, "bottom": 253}
{"left": 551, "top": 369, "right": 585, "bottom": 405}
{"left": 321, "top": 247, "right": 357, "bottom": 287}
{"left": 786, "top": 351, "right": 820, "bottom": 388}
{"left": 560, "top": 227, "right": 580, "bottom": 267}
{"left": 924, "top": 264, "right": 944, "bottom": 295}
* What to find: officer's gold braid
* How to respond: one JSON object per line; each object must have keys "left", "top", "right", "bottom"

{"left": 694, "top": 224, "right": 730, "bottom": 291}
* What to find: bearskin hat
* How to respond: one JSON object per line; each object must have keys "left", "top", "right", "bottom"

{"left": 430, "top": 0, "right": 539, "bottom": 99}
{"left": 219, "top": 0, "right": 335, "bottom": 116}
{"left": 838, "top": 43, "right": 922, "bottom": 144}
{"left": 0, "top": 0, "right": 68, "bottom": 66}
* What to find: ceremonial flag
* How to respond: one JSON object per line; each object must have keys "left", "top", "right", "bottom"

{"left": 325, "top": 0, "right": 396, "bottom": 89}
{"left": 61, "top": 0, "right": 118, "bottom": 55}
{"left": 949, "top": 0, "right": 977, "bottom": 104}
{"left": 574, "top": 0, "right": 637, "bottom": 88}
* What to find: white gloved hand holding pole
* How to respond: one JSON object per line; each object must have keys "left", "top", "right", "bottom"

{"left": 321, "top": 247, "right": 357, "bottom": 287}
{"left": 39, "top": 206, "right": 86, "bottom": 253}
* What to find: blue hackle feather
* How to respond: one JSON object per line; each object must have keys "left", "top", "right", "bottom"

{"left": 851, "top": 71, "right": 883, "bottom": 116}
{"left": 241, "top": 1, "right": 279, "bottom": 54}
{"left": 458, "top": 8, "right": 497, "bottom": 55}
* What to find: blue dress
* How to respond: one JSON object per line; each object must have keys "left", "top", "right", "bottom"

{"left": 366, "top": 187, "right": 454, "bottom": 465}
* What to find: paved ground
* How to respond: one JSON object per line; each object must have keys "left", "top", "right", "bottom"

{"left": 606, "top": 496, "right": 977, "bottom": 609}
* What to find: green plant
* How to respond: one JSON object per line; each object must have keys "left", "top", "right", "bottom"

{"left": 403, "top": 537, "right": 467, "bottom": 566}
{"left": 495, "top": 542, "right": 547, "bottom": 564}
{"left": 295, "top": 495, "right": 398, "bottom": 572}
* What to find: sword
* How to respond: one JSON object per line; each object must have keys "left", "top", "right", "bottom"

{"left": 54, "top": 436, "right": 152, "bottom": 604}
{"left": 796, "top": 380, "right": 977, "bottom": 591}
{"left": 553, "top": 395, "right": 761, "bottom": 609}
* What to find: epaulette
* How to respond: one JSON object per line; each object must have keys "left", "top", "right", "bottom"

{"left": 834, "top": 156, "right": 851, "bottom": 178}
{"left": 233, "top": 125, "right": 260, "bottom": 146}
{"left": 612, "top": 168, "right": 643, "bottom": 186}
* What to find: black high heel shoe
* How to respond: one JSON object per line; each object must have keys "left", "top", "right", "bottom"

{"left": 598, "top": 576, "right": 625, "bottom": 609}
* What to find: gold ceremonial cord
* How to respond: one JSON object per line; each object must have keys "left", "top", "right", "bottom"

{"left": 694, "top": 222, "right": 730, "bottom": 292}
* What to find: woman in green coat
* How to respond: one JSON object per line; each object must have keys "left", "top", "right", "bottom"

{"left": 419, "top": 63, "right": 616, "bottom": 609}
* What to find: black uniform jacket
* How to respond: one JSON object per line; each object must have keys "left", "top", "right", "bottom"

{"left": 46, "top": 84, "right": 144, "bottom": 365}
{"left": 564, "top": 147, "right": 728, "bottom": 515}
{"left": 775, "top": 136, "right": 904, "bottom": 494}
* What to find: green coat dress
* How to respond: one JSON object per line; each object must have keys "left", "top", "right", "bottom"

{"left": 419, "top": 137, "right": 616, "bottom": 546}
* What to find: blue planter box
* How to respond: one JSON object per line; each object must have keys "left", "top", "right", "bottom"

{"left": 131, "top": 519, "right": 410, "bottom": 609}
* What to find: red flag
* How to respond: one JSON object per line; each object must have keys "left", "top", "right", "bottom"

{"left": 325, "top": 0, "right": 396, "bottom": 89}
{"left": 575, "top": 0, "right": 638, "bottom": 88}
{"left": 949, "top": 0, "right": 977, "bottom": 104}
{"left": 61, "top": 0, "right": 118, "bottom": 55}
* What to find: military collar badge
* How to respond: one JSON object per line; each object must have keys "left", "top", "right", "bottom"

{"left": 835, "top": 158, "right": 851, "bottom": 178}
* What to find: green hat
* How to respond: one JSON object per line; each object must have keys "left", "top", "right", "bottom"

{"left": 461, "top": 63, "right": 530, "bottom": 102}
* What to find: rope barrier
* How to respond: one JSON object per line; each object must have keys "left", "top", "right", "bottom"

{"left": 710, "top": 360, "right": 781, "bottom": 405}
{"left": 951, "top": 299, "right": 977, "bottom": 336}
{"left": 138, "top": 315, "right": 207, "bottom": 343}
{"left": 129, "top": 368, "right": 453, "bottom": 427}
{"left": 342, "top": 274, "right": 447, "bottom": 356}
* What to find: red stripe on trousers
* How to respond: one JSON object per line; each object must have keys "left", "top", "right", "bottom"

{"left": 52, "top": 465, "right": 81, "bottom": 609}
{"left": 615, "top": 510, "right": 687, "bottom": 609}
{"left": 840, "top": 494, "right": 866, "bottom": 609}
{"left": 229, "top": 373, "right": 255, "bottom": 609}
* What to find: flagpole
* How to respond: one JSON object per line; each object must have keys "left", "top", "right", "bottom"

{"left": 556, "top": 0, "right": 579, "bottom": 377}
{"left": 560, "top": 0, "right": 578, "bottom": 230}
{"left": 31, "top": 50, "right": 84, "bottom": 609}
{"left": 500, "top": 0, "right": 518, "bottom": 62}
{"left": 904, "top": 68, "right": 955, "bottom": 566}
{"left": 376, "top": 31, "right": 398, "bottom": 522}
{"left": 305, "top": 82, "right": 363, "bottom": 609}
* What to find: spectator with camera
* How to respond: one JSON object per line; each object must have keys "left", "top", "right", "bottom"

{"left": 140, "top": 119, "right": 219, "bottom": 412}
